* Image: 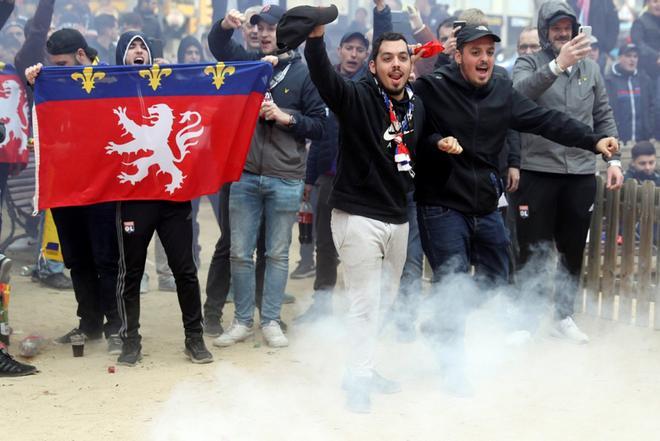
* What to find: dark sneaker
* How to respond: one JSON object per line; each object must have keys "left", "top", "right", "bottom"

{"left": 53, "top": 328, "right": 101, "bottom": 345}
{"left": 345, "top": 376, "right": 371, "bottom": 414}
{"left": 107, "top": 335, "right": 122, "bottom": 355}
{"left": 158, "top": 277, "right": 177, "bottom": 292}
{"left": 203, "top": 316, "right": 223, "bottom": 338}
{"left": 0, "top": 346, "right": 37, "bottom": 377}
{"left": 40, "top": 273, "right": 73, "bottom": 290}
{"left": 342, "top": 371, "right": 401, "bottom": 395}
{"left": 294, "top": 296, "right": 332, "bottom": 324}
{"left": 371, "top": 371, "right": 401, "bottom": 394}
{"left": 0, "top": 256, "right": 13, "bottom": 284}
{"left": 117, "top": 340, "right": 142, "bottom": 366}
{"left": 290, "top": 262, "right": 315, "bottom": 280}
{"left": 184, "top": 336, "right": 213, "bottom": 364}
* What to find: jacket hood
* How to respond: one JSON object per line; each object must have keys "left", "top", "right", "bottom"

{"left": 116, "top": 31, "right": 153, "bottom": 65}
{"left": 177, "top": 35, "right": 205, "bottom": 63}
{"left": 537, "top": 1, "right": 579, "bottom": 52}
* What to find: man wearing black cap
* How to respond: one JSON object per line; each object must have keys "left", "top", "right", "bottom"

{"left": 413, "top": 24, "right": 618, "bottom": 394}
{"left": 513, "top": 0, "right": 622, "bottom": 344}
{"left": 207, "top": 6, "right": 325, "bottom": 349}
{"left": 605, "top": 43, "right": 654, "bottom": 144}
{"left": 25, "top": 29, "right": 122, "bottom": 355}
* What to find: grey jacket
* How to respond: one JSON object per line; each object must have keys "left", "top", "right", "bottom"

{"left": 512, "top": 0, "right": 618, "bottom": 175}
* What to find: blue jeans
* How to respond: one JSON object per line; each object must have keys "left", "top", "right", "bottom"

{"left": 229, "top": 172, "right": 303, "bottom": 326}
{"left": 417, "top": 205, "right": 509, "bottom": 342}
{"left": 394, "top": 191, "right": 424, "bottom": 324}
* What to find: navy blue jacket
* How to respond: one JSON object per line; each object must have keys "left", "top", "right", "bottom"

{"left": 605, "top": 63, "right": 654, "bottom": 143}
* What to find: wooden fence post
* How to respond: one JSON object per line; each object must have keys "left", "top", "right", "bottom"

{"left": 637, "top": 181, "right": 655, "bottom": 327}
{"left": 619, "top": 179, "right": 638, "bottom": 324}
{"left": 601, "top": 184, "right": 621, "bottom": 320}
{"left": 585, "top": 175, "right": 605, "bottom": 315}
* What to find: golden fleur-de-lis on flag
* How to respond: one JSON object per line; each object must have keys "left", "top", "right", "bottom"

{"left": 204, "top": 62, "right": 235, "bottom": 90}
{"left": 71, "top": 66, "right": 106, "bottom": 94}
{"left": 139, "top": 64, "right": 172, "bottom": 91}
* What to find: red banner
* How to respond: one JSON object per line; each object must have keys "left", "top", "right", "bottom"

{"left": 34, "top": 62, "right": 272, "bottom": 209}
{"left": 0, "top": 65, "right": 29, "bottom": 165}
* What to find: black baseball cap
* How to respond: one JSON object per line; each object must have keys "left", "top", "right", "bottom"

{"left": 456, "top": 25, "right": 501, "bottom": 49}
{"left": 46, "top": 28, "right": 98, "bottom": 59}
{"left": 250, "top": 4, "right": 285, "bottom": 26}
{"left": 276, "top": 5, "right": 339, "bottom": 54}
{"left": 340, "top": 31, "right": 368, "bottom": 48}
{"left": 548, "top": 12, "right": 576, "bottom": 26}
{"left": 619, "top": 43, "right": 639, "bottom": 55}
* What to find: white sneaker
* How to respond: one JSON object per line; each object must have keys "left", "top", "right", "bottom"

{"left": 261, "top": 321, "right": 288, "bottom": 348}
{"left": 551, "top": 317, "right": 589, "bottom": 344}
{"left": 140, "top": 273, "right": 149, "bottom": 294}
{"left": 213, "top": 319, "right": 253, "bottom": 347}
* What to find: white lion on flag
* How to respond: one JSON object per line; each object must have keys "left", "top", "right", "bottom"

{"left": 105, "top": 103, "right": 204, "bottom": 194}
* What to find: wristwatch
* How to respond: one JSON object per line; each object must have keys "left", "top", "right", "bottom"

{"left": 607, "top": 160, "right": 622, "bottom": 168}
{"left": 288, "top": 114, "right": 297, "bottom": 127}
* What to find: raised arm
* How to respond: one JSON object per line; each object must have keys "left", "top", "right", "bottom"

{"left": 0, "top": 0, "right": 15, "bottom": 31}
{"left": 304, "top": 27, "right": 358, "bottom": 117}
{"left": 208, "top": 9, "right": 261, "bottom": 62}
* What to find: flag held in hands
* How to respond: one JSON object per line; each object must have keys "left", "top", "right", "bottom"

{"left": 0, "top": 64, "right": 30, "bottom": 165}
{"left": 33, "top": 61, "right": 272, "bottom": 209}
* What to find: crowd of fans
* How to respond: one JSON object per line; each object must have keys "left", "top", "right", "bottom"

{"left": 0, "top": 0, "right": 657, "bottom": 414}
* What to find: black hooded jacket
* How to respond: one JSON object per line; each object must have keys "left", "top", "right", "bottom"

{"left": 177, "top": 35, "right": 205, "bottom": 64}
{"left": 115, "top": 31, "right": 153, "bottom": 66}
{"left": 414, "top": 63, "right": 604, "bottom": 216}
{"left": 305, "top": 37, "right": 425, "bottom": 224}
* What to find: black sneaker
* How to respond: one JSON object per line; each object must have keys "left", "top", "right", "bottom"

{"left": 289, "top": 262, "right": 315, "bottom": 280}
{"left": 0, "top": 256, "right": 13, "bottom": 284}
{"left": 184, "top": 336, "right": 213, "bottom": 364}
{"left": 107, "top": 335, "right": 122, "bottom": 355}
{"left": 40, "top": 273, "right": 73, "bottom": 290}
{"left": 117, "top": 340, "right": 142, "bottom": 366}
{"left": 0, "top": 346, "right": 37, "bottom": 377}
{"left": 203, "top": 316, "right": 223, "bottom": 338}
{"left": 53, "top": 328, "right": 102, "bottom": 345}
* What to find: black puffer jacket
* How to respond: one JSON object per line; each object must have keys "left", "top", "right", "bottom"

{"left": 414, "top": 62, "right": 604, "bottom": 215}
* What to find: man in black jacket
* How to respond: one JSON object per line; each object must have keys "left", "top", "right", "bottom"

{"left": 209, "top": 5, "right": 325, "bottom": 349}
{"left": 413, "top": 25, "right": 618, "bottom": 394}
{"left": 305, "top": 26, "right": 443, "bottom": 413}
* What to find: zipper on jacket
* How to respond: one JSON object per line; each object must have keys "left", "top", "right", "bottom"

{"left": 471, "top": 95, "right": 479, "bottom": 212}
{"left": 627, "top": 75, "right": 636, "bottom": 142}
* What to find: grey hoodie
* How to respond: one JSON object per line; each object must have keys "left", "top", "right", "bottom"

{"left": 512, "top": 0, "right": 617, "bottom": 175}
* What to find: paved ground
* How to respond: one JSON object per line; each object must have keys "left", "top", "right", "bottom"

{"left": 4, "top": 200, "right": 660, "bottom": 441}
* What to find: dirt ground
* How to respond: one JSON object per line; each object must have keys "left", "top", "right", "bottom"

{"left": 4, "top": 200, "right": 660, "bottom": 441}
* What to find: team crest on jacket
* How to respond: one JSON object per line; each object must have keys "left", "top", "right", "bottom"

{"left": 105, "top": 104, "right": 204, "bottom": 194}
{"left": 123, "top": 221, "right": 135, "bottom": 233}
{"left": 0, "top": 79, "right": 29, "bottom": 154}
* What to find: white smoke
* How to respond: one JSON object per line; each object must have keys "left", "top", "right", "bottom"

{"left": 149, "top": 244, "right": 659, "bottom": 440}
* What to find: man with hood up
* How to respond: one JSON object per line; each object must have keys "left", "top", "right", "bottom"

{"left": 113, "top": 31, "right": 214, "bottom": 366}
{"left": 207, "top": 6, "right": 325, "bottom": 349}
{"left": 512, "top": 1, "right": 622, "bottom": 344}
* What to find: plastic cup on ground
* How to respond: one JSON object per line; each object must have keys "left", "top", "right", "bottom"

{"left": 71, "top": 334, "right": 84, "bottom": 357}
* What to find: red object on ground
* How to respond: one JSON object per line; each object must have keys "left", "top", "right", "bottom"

{"left": 107, "top": 366, "right": 116, "bottom": 373}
